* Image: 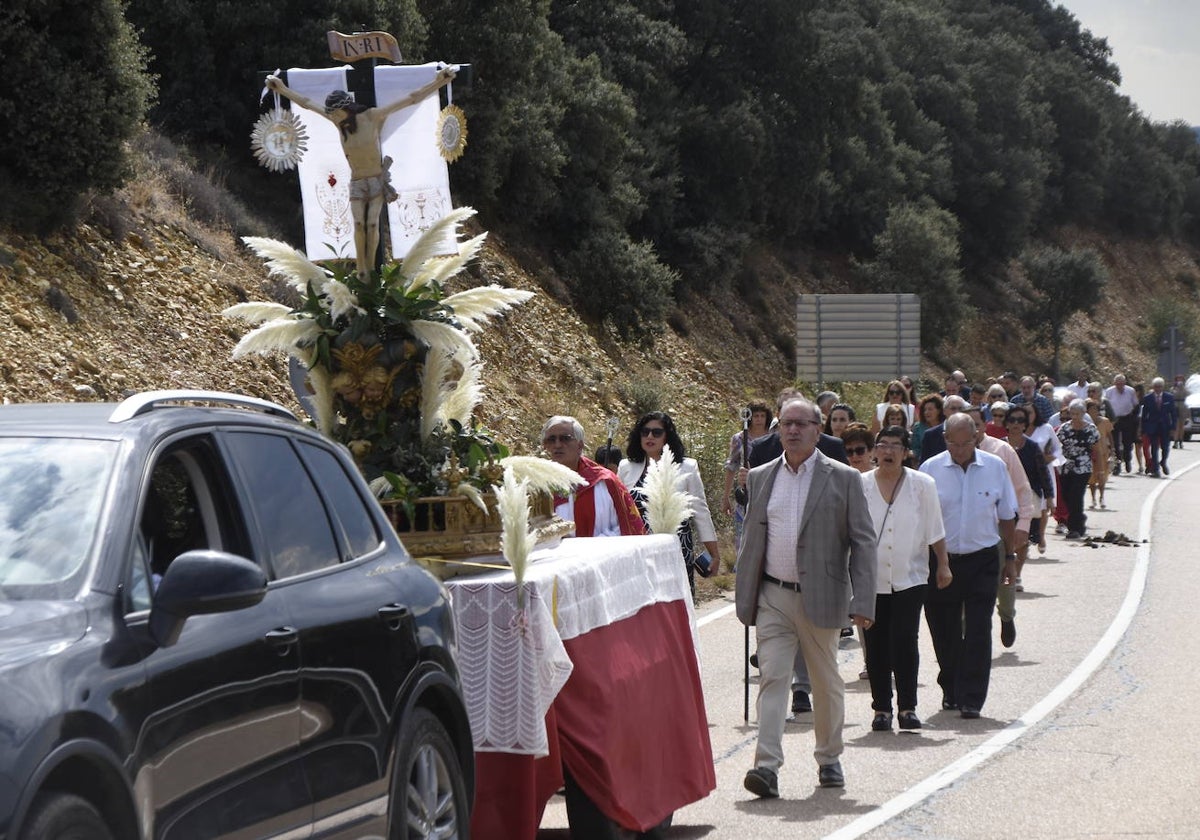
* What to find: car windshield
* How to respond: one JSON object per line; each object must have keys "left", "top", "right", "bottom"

{"left": 0, "top": 438, "right": 117, "bottom": 598}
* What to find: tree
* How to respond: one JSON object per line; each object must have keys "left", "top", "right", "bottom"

{"left": 852, "top": 202, "right": 966, "bottom": 346}
{"left": 0, "top": 0, "right": 154, "bottom": 230}
{"left": 1020, "top": 245, "right": 1108, "bottom": 378}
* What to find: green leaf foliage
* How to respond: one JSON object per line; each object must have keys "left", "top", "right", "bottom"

{"left": 1020, "top": 245, "right": 1108, "bottom": 377}
{"left": 0, "top": 0, "right": 154, "bottom": 230}
{"left": 10, "top": 0, "right": 1200, "bottom": 352}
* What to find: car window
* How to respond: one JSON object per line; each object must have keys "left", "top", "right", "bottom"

{"left": 132, "top": 439, "right": 248, "bottom": 612}
{"left": 297, "top": 441, "right": 381, "bottom": 559}
{"left": 224, "top": 432, "right": 340, "bottom": 578}
{"left": 0, "top": 438, "right": 117, "bottom": 598}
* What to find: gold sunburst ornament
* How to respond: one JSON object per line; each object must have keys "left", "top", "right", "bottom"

{"left": 437, "top": 104, "right": 468, "bottom": 163}
{"left": 251, "top": 104, "right": 309, "bottom": 172}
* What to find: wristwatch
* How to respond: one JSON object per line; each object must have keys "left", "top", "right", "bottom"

{"left": 1005, "top": 552, "right": 1017, "bottom": 559}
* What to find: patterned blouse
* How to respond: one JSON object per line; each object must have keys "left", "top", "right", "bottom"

{"left": 1057, "top": 423, "right": 1100, "bottom": 475}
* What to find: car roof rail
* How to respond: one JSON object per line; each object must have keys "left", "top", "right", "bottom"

{"left": 109, "top": 390, "right": 299, "bottom": 423}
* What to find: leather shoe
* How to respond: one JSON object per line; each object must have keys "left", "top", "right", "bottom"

{"left": 1162, "top": 462, "right": 1170, "bottom": 475}
{"left": 960, "top": 707, "right": 981, "bottom": 719}
{"left": 871, "top": 711, "right": 892, "bottom": 731}
{"left": 1001, "top": 619, "right": 1016, "bottom": 648}
{"left": 941, "top": 696, "right": 958, "bottom": 711}
{"left": 818, "top": 761, "right": 844, "bottom": 788}
{"left": 792, "top": 689, "right": 812, "bottom": 714}
{"left": 744, "top": 766, "right": 779, "bottom": 798}
{"left": 898, "top": 710, "right": 922, "bottom": 730}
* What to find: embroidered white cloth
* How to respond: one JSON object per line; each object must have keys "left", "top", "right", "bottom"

{"left": 375, "top": 63, "right": 455, "bottom": 260}
{"left": 445, "top": 534, "right": 690, "bottom": 755}
{"left": 286, "top": 66, "right": 355, "bottom": 262}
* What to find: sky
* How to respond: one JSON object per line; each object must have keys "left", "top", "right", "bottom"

{"left": 1056, "top": 1, "right": 1200, "bottom": 125}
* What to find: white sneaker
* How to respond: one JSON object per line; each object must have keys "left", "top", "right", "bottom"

{"left": 1055, "top": 524, "right": 1068, "bottom": 535}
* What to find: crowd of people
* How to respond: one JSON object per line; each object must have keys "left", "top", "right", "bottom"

{"left": 534, "top": 366, "right": 1188, "bottom": 800}
{"left": 723, "top": 367, "right": 1188, "bottom": 796}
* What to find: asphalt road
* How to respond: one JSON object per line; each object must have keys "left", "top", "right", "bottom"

{"left": 539, "top": 444, "right": 1200, "bottom": 839}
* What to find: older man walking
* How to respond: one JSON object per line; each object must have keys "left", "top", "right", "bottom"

{"left": 920, "top": 414, "right": 1018, "bottom": 718}
{"left": 737, "top": 397, "right": 876, "bottom": 796}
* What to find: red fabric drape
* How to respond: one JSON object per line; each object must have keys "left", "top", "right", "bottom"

{"left": 469, "top": 600, "right": 714, "bottom": 837}
{"left": 554, "top": 599, "right": 715, "bottom": 832}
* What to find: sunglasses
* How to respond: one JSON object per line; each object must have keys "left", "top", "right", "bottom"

{"left": 846, "top": 446, "right": 870, "bottom": 456}
{"left": 1005, "top": 416, "right": 1027, "bottom": 425}
{"left": 543, "top": 434, "right": 576, "bottom": 445}
{"left": 640, "top": 427, "right": 666, "bottom": 438}
{"left": 887, "top": 389, "right": 905, "bottom": 396}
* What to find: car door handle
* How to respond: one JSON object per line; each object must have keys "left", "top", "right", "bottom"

{"left": 264, "top": 626, "right": 299, "bottom": 655}
{"left": 378, "top": 604, "right": 412, "bottom": 632}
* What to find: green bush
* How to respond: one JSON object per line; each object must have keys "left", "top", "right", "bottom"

{"left": 561, "top": 229, "right": 676, "bottom": 338}
{"left": 0, "top": 0, "right": 154, "bottom": 231}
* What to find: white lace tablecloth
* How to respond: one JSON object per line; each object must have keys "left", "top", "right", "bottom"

{"left": 446, "top": 534, "right": 689, "bottom": 756}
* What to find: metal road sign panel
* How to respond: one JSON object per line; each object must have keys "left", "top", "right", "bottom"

{"left": 796, "top": 293, "right": 921, "bottom": 383}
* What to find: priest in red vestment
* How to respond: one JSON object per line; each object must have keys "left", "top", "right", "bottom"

{"left": 542, "top": 415, "right": 645, "bottom": 537}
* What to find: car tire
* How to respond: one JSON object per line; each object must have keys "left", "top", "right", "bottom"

{"left": 18, "top": 792, "right": 114, "bottom": 840}
{"left": 390, "top": 707, "right": 469, "bottom": 840}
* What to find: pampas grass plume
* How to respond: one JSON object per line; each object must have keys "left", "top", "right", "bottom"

{"left": 642, "top": 445, "right": 695, "bottom": 536}
{"left": 495, "top": 470, "right": 532, "bottom": 605}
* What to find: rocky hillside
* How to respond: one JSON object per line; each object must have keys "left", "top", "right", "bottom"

{"left": 0, "top": 197, "right": 792, "bottom": 458}
{"left": 1, "top": 174, "right": 1197, "bottom": 461}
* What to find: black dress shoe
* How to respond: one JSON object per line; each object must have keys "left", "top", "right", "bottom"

{"left": 941, "top": 697, "right": 958, "bottom": 711}
{"left": 792, "top": 689, "right": 812, "bottom": 714}
{"left": 871, "top": 711, "right": 892, "bottom": 731}
{"left": 744, "top": 766, "right": 779, "bottom": 798}
{"left": 1001, "top": 619, "right": 1016, "bottom": 648}
{"left": 897, "top": 711, "right": 922, "bottom": 730}
{"left": 818, "top": 761, "right": 844, "bottom": 788}
{"left": 960, "top": 707, "right": 981, "bottom": 719}
{"left": 1162, "top": 462, "right": 1170, "bottom": 475}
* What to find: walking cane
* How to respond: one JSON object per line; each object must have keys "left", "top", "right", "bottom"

{"left": 738, "top": 406, "right": 752, "bottom": 722}
{"left": 744, "top": 625, "right": 750, "bottom": 722}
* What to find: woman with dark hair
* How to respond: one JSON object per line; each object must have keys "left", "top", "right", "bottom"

{"left": 619, "top": 412, "right": 721, "bottom": 593}
{"left": 862, "top": 426, "right": 951, "bottom": 731}
{"left": 823, "top": 403, "right": 857, "bottom": 439}
{"left": 910, "top": 394, "right": 944, "bottom": 464}
{"left": 871, "top": 381, "right": 914, "bottom": 433}
{"left": 1003, "top": 404, "right": 1054, "bottom": 591}
{"left": 841, "top": 423, "right": 875, "bottom": 473}
{"left": 593, "top": 444, "right": 623, "bottom": 470}
{"left": 723, "top": 401, "right": 772, "bottom": 554}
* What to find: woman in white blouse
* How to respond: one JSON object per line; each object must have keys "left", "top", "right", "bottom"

{"left": 618, "top": 412, "right": 721, "bottom": 594}
{"left": 862, "top": 425, "right": 952, "bottom": 732}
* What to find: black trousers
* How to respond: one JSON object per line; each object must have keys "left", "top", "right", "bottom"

{"left": 1060, "top": 471, "right": 1090, "bottom": 533}
{"left": 1113, "top": 414, "right": 1137, "bottom": 467}
{"left": 924, "top": 547, "right": 999, "bottom": 711}
{"left": 1148, "top": 428, "right": 1171, "bottom": 473}
{"left": 864, "top": 584, "right": 926, "bottom": 713}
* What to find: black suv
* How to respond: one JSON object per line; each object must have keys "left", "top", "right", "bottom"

{"left": 0, "top": 391, "right": 473, "bottom": 839}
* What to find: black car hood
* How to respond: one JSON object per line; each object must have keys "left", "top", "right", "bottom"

{"left": 0, "top": 599, "right": 88, "bottom": 669}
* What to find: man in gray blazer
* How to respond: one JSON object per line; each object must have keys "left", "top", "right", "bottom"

{"left": 736, "top": 397, "right": 877, "bottom": 796}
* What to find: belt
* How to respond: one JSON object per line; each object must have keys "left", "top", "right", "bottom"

{"left": 947, "top": 547, "right": 997, "bottom": 560}
{"left": 762, "top": 573, "right": 802, "bottom": 592}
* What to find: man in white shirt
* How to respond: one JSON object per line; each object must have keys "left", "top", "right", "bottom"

{"left": 919, "top": 414, "right": 1018, "bottom": 719}
{"left": 1065, "top": 367, "right": 1091, "bottom": 403}
{"left": 735, "top": 398, "right": 876, "bottom": 795}
{"left": 1104, "top": 374, "right": 1140, "bottom": 474}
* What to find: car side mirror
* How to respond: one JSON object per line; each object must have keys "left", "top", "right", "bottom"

{"left": 148, "top": 550, "right": 268, "bottom": 648}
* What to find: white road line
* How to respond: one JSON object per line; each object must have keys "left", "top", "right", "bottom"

{"left": 697, "top": 601, "right": 736, "bottom": 627}
{"left": 820, "top": 460, "right": 1198, "bottom": 840}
